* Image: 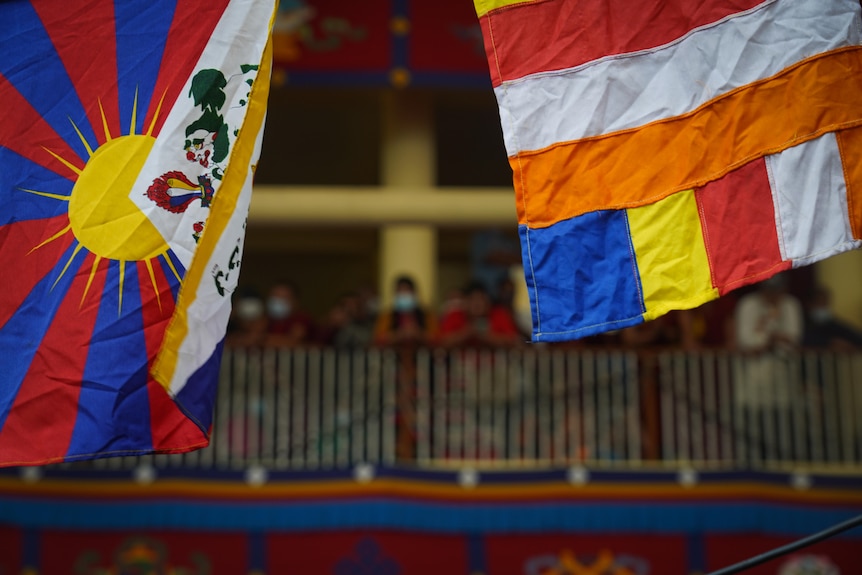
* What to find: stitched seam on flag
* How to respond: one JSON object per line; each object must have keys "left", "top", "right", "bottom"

{"left": 496, "top": 0, "right": 781, "bottom": 88}
{"left": 695, "top": 191, "right": 719, "bottom": 290}
{"left": 523, "top": 227, "right": 541, "bottom": 335}
{"left": 792, "top": 240, "right": 862, "bottom": 267}
{"left": 622, "top": 210, "right": 646, "bottom": 315}
{"left": 488, "top": 9, "right": 530, "bottom": 225}
{"left": 152, "top": 10, "right": 275, "bottom": 395}
{"left": 837, "top": 130, "right": 859, "bottom": 238}
{"left": 536, "top": 315, "right": 643, "bottom": 338}
{"left": 717, "top": 261, "right": 790, "bottom": 293}
{"left": 764, "top": 154, "right": 789, "bottom": 262}
{"left": 486, "top": 13, "right": 504, "bottom": 93}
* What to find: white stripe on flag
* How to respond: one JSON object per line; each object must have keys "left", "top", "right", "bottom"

{"left": 496, "top": 0, "right": 862, "bottom": 156}
{"left": 767, "top": 133, "right": 862, "bottom": 268}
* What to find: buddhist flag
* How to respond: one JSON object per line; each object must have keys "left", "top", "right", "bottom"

{"left": 0, "top": 0, "right": 275, "bottom": 466}
{"left": 475, "top": 0, "right": 862, "bottom": 341}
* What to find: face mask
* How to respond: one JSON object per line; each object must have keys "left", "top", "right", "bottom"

{"left": 393, "top": 293, "right": 417, "bottom": 312}
{"left": 236, "top": 298, "right": 263, "bottom": 321}
{"left": 267, "top": 297, "right": 291, "bottom": 319}
{"left": 810, "top": 308, "right": 832, "bottom": 323}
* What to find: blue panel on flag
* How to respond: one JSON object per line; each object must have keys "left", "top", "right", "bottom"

{"left": 175, "top": 339, "right": 225, "bottom": 434}
{"left": 0, "top": 148, "right": 72, "bottom": 225}
{"left": 520, "top": 211, "right": 645, "bottom": 342}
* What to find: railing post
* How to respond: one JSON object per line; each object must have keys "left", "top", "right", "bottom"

{"left": 639, "top": 352, "right": 661, "bottom": 461}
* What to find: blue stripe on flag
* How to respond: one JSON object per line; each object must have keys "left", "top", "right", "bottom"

{"left": 114, "top": 0, "right": 177, "bottom": 135}
{"left": 520, "top": 211, "right": 646, "bottom": 342}
{"left": 175, "top": 339, "right": 225, "bottom": 434}
{"left": 0, "top": 240, "right": 87, "bottom": 433}
{"left": 66, "top": 260, "right": 153, "bottom": 457}
{"left": 0, "top": 147, "right": 73, "bottom": 225}
{"left": 0, "top": 2, "right": 98, "bottom": 162}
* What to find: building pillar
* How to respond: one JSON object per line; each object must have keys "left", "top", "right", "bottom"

{"left": 815, "top": 249, "right": 862, "bottom": 330}
{"left": 378, "top": 91, "right": 438, "bottom": 307}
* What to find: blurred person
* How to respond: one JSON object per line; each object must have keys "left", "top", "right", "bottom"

{"left": 471, "top": 228, "right": 522, "bottom": 301}
{"left": 735, "top": 275, "right": 803, "bottom": 354}
{"left": 323, "top": 291, "right": 376, "bottom": 348}
{"left": 802, "top": 286, "right": 862, "bottom": 350}
{"left": 733, "top": 274, "right": 803, "bottom": 461}
{"left": 357, "top": 283, "right": 380, "bottom": 323}
{"left": 438, "top": 281, "right": 522, "bottom": 348}
{"left": 374, "top": 275, "right": 436, "bottom": 461}
{"left": 374, "top": 275, "right": 436, "bottom": 347}
{"left": 265, "top": 281, "right": 315, "bottom": 347}
{"left": 225, "top": 287, "right": 268, "bottom": 347}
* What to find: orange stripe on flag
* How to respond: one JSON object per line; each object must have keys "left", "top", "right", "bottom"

{"left": 513, "top": 47, "right": 862, "bottom": 227}
{"left": 838, "top": 126, "right": 862, "bottom": 239}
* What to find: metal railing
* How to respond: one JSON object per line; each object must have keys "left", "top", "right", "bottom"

{"left": 85, "top": 347, "right": 862, "bottom": 472}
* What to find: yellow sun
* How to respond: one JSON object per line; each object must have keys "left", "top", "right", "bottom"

{"left": 23, "top": 92, "right": 180, "bottom": 312}
{"left": 68, "top": 134, "right": 166, "bottom": 261}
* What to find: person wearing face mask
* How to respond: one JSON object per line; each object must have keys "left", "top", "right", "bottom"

{"left": 374, "top": 275, "right": 436, "bottom": 347}
{"left": 225, "top": 287, "right": 269, "bottom": 347}
{"left": 265, "top": 281, "right": 316, "bottom": 347}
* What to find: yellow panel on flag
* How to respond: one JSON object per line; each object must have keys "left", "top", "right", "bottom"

{"left": 476, "top": 0, "right": 862, "bottom": 341}
{"left": 0, "top": 0, "right": 275, "bottom": 466}
{"left": 627, "top": 191, "right": 718, "bottom": 322}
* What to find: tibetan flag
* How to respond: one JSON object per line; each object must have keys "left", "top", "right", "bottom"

{"left": 476, "top": 0, "right": 862, "bottom": 341}
{"left": 0, "top": 0, "right": 275, "bottom": 466}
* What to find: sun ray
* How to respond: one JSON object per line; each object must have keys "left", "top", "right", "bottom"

{"left": 81, "top": 255, "right": 102, "bottom": 307}
{"left": 146, "top": 89, "right": 168, "bottom": 137}
{"left": 98, "top": 98, "right": 113, "bottom": 143}
{"left": 145, "top": 259, "right": 163, "bottom": 313}
{"left": 161, "top": 252, "right": 182, "bottom": 283}
{"left": 51, "top": 242, "right": 84, "bottom": 291}
{"left": 19, "top": 188, "right": 71, "bottom": 201}
{"left": 29, "top": 223, "right": 72, "bottom": 254}
{"left": 118, "top": 260, "right": 126, "bottom": 316}
{"left": 42, "top": 147, "right": 83, "bottom": 176}
{"left": 129, "top": 86, "right": 139, "bottom": 136}
{"left": 68, "top": 117, "right": 94, "bottom": 157}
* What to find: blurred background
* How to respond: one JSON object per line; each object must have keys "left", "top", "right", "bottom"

{"left": 2, "top": 2, "right": 862, "bottom": 574}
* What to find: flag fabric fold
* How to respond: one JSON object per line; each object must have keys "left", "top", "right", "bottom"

{"left": 0, "top": 0, "right": 275, "bottom": 466}
{"left": 475, "top": 0, "right": 862, "bottom": 341}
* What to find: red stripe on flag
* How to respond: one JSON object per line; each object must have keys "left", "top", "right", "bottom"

{"left": 696, "top": 158, "right": 791, "bottom": 296}
{"left": 0, "top": 252, "right": 106, "bottom": 465}
{"left": 144, "top": 0, "right": 231, "bottom": 136}
{"left": 31, "top": 0, "right": 120, "bottom": 146}
{"left": 0, "top": 217, "right": 75, "bottom": 329}
{"left": 0, "top": 74, "right": 84, "bottom": 179}
{"left": 480, "top": 0, "right": 766, "bottom": 86}
{"left": 137, "top": 260, "right": 208, "bottom": 451}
